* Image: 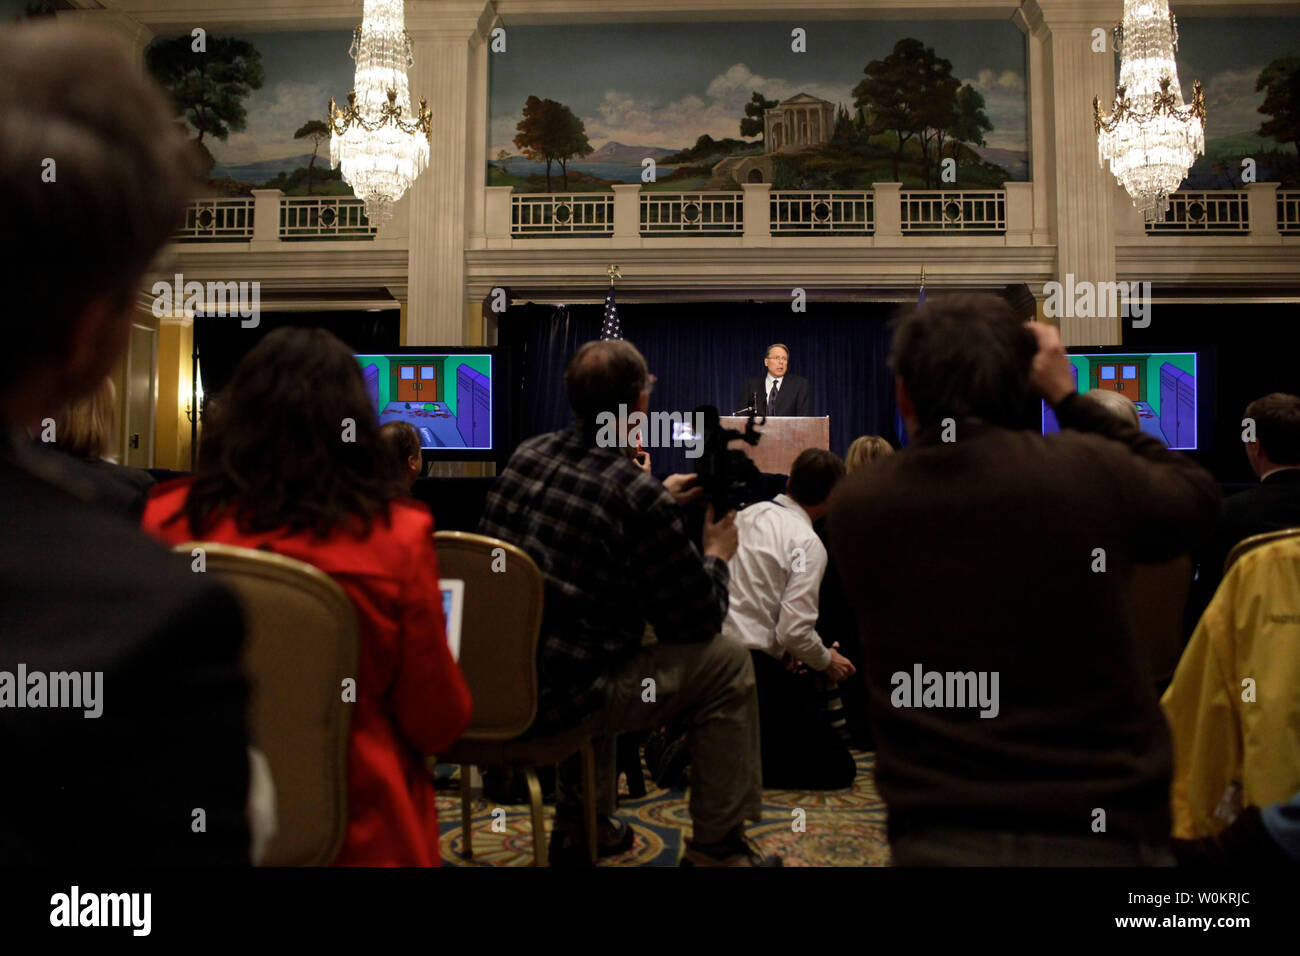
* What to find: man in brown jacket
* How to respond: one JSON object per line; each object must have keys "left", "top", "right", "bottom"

{"left": 829, "top": 294, "right": 1220, "bottom": 865}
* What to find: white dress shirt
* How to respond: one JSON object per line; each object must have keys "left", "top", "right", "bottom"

{"left": 722, "top": 493, "right": 831, "bottom": 670}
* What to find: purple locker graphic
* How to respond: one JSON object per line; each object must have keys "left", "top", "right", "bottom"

{"left": 456, "top": 365, "right": 491, "bottom": 447}
{"left": 1158, "top": 362, "right": 1196, "bottom": 449}
{"left": 362, "top": 364, "right": 379, "bottom": 411}
{"left": 1042, "top": 363, "right": 1080, "bottom": 433}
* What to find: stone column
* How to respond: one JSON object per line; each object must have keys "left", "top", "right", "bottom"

{"left": 404, "top": 1, "right": 494, "bottom": 347}
{"left": 56, "top": 8, "right": 153, "bottom": 71}
{"left": 1023, "top": 0, "right": 1123, "bottom": 347}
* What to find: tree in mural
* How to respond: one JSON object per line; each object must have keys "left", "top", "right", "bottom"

{"left": 740, "top": 91, "right": 778, "bottom": 143}
{"left": 942, "top": 84, "right": 993, "bottom": 168}
{"left": 555, "top": 107, "right": 593, "bottom": 190}
{"left": 912, "top": 48, "right": 960, "bottom": 187}
{"left": 146, "top": 35, "right": 265, "bottom": 174}
{"left": 1257, "top": 55, "right": 1300, "bottom": 159}
{"left": 854, "top": 39, "right": 942, "bottom": 181}
{"left": 514, "top": 95, "right": 592, "bottom": 191}
{"left": 831, "top": 103, "right": 855, "bottom": 144}
{"left": 294, "top": 120, "right": 330, "bottom": 195}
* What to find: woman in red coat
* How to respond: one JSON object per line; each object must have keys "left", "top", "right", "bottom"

{"left": 142, "top": 327, "right": 471, "bottom": 866}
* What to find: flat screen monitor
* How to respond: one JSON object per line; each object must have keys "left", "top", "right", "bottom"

{"left": 354, "top": 348, "right": 503, "bottom": 460}
{"left": 1042, "top": 350, "right": 1203, "bottom": 450}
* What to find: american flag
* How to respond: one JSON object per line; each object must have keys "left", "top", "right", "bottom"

{"left": 600, "top": 285, "right": 622, "bottom": 340}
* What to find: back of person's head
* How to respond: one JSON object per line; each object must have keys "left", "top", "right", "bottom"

{"left": 889, "top": 294, "right": 1038, "bottom": 431}
{"left": 1078, "top": 388, "right": 1141, "bottom": 430}
{"left": 564, "top": 339, "right": 649, "bottom": 430}
{"left": 1244, "top": 393, "right": 1300, "bottom": 466}
{"left": 845, "top": 435, "right": 893, "bottom": 475}
{"left": 52, "top": 377, "right": 116, "bottom": 460}
{"left": 786, "top": 448, "right": 846, "bottom": 508}
{"left": 181, "top": 327, "right": 399, "bottom": 538}
{"left": 380, "top": 420, "right": 423, "bottom": 486}
{"left": 0, "top": 22, "right": 199, "bottom": 411}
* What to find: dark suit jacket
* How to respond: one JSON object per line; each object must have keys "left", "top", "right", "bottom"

{"left": 738, "top": 374, "right": 811, "bottom": 417}
{"left": 0, "top": 431, "right": 250, "bottom": 865}
{"left": 828, "top": 395, "right": 1220, "bottom": 844}
{"left": 1186, "top": 468, "right": 1300, "bottom": 632}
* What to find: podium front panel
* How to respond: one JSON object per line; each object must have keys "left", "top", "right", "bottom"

{"left": 719, "top": 416, "right": 830, "bottom": 475}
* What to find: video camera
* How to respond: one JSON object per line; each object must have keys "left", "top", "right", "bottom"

{"left": 692, "top": 404, "right": 766, "bottom": 517}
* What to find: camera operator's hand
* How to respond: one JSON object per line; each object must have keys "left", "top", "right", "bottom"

{"left": 662, "top": 473, "right": 704, "bottom": 506}
{"left": 1026, "top": 320, "right": 1075, "bottom": 406}
{"left": 822, "top": 643, "right": 856, "bottom": 682}
{"left": 702, "top": 504, "right": 738, "bottom": 562}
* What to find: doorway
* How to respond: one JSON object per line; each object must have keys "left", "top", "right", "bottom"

{"left": 396, "top": 362, "right": 436, "bottom": 402}
{"left": 1095, "top": 360, "right": 1143, "bottom": 401}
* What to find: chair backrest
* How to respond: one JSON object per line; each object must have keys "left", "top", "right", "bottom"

{"left": 1225, "top": 527, "right": 1300, "bottom": 574}
{"left": 176, "top": 542, "right": 358, "bottom": 867}
{"left": 434, "top": 531, "right": 544, "bottom": 740}
{"left": 1130, "top": 553, "right": 1195, "bottom": 685}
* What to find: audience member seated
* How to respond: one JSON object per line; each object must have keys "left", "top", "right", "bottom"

{"left": 380, "top": 420, "right": 424, "bottom": 493}
{"left": 0, "top": 21, "right": 252, "bottom": 865}
{"left": 1186, "top": 392, "right": 1300, "bottom": 627}
{"left": 816, "top": 433, "right": 895, "bottom": 749}
{"left": 478, "top": 339, "right": 778, "bottom": 866}
{"left": 723, "top": 448, "right": 857, "bottom": 789}
{"left": 1078, "top": 388, "right": 1141, "bottom": 430}
{"left": 1161, "top": 533, "right": 1300, "bottom": 844}
{"left": 844, "top": 434, "right": 894, "bottom": 473}
{"left": 142, "top": 326, "right": 472, "bottom": 866}
{"left": 828, "top": 294, "right": 1220, "bottom": 866}
{"left": 45, "top": 376, "right": 155, "bottom": 519}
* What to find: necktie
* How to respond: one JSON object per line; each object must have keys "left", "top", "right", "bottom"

{"left": 768, "top": 379, "right": 780, "bottom": 413}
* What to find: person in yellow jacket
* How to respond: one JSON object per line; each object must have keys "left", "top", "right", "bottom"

{"left": 1161, "top": 534, "right": 1300, "bottom": 839}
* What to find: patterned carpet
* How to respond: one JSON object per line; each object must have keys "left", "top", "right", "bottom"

{"left": 436, "top": 749, "right": 889, "bottom": 866}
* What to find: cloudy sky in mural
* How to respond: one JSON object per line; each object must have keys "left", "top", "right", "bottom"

{"left": 489, "top": 20, "right": 1029, "bottom": 156}
{"left": 1172, "top": 16, "right": 1298, "bottom": 140}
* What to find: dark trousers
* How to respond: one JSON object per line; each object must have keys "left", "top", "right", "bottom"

{"left": 751, "top": 650, "right": 857, "bottom": 790}
{"left": 890, "top": 827, "right": 1176, "bottom": 866}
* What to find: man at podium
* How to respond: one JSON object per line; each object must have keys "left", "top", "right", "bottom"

{"left": 738, "top": 344, "right": 811, "bottom": 417}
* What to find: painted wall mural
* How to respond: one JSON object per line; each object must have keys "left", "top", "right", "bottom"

{"left": 487, "top": 21, "right": 1031, "bottom": 192}
{"left": 1170, "top": 17, "right": 1300, "bottom": 187}
{"left": 143, "top": 30, "right": 358, "bottom": 196}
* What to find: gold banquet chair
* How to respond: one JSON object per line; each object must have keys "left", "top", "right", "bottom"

{"left": 433, "top": 531, "right": 599, "bottom": 866}
{"left": 1224, "top": 527, "right": 1300, "bottom": 574}
{"left": 176, "top": 542, "right": 358, "bottom": 867}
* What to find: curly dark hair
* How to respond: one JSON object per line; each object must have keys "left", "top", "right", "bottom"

{"left": 166, "top": 326, "right": 400, "bottom": 539}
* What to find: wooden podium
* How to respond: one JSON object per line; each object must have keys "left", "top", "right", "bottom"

{"left": 719, "top": 416, "right": 830, "bottom": 475}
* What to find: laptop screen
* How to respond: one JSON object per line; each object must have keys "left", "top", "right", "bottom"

{"left": 439, "top": 579, "right": 464, "bottom": 661}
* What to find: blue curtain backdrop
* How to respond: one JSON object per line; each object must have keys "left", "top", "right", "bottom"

{"left": 499, "top": 300, "right": 901, "bottom": 474}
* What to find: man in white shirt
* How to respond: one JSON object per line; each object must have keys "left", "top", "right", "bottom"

{"left": 723, "top": 448, "right": 857, "bottom": 789}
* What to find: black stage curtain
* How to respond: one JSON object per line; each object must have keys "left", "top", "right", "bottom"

{"left": 499, "top": 300, "right": 901, "bottom": 474}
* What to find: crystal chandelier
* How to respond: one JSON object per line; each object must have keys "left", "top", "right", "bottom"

{"left": 1093, "top": 0, "right": 1206, "bottom": 222}
{"left": 328, "top": 0, "right": 432, "bottom": 228}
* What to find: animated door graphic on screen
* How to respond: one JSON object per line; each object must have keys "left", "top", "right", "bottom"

{"left": 1095, "top": 361, "right": 1143, "bottom": 400}
{"left": 395, "top": 362, "right": 436, "bottom": 402}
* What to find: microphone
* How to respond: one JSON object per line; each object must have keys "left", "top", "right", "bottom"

{"left": 733, "top": 391, "right": 757, "bottom": 416}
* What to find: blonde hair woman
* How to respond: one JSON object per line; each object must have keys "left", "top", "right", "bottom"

{"left": 845, "top": 435, "right": 894, "bottom": 475}
{"left": 48, "top": 376, "right": 154, "bottom": 518}
{"left": 54, "top": 376, "right": 117, "bottom": 460}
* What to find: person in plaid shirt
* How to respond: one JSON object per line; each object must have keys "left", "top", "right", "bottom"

{"left": 479, "top": 339, "right": 778, "bottom": 866}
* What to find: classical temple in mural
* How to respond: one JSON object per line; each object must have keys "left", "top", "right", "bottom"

{"left": 719, "top": 92, "right": 836, "bottom": 184}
